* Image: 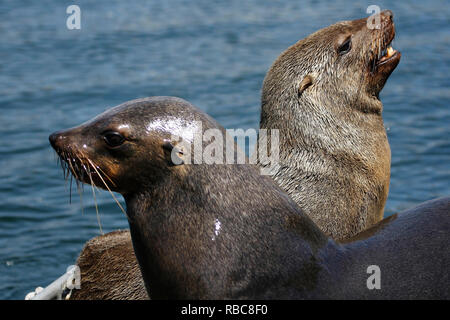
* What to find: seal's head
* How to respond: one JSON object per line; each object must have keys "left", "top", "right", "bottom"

{"left": 263, "top": 9, "right": 400, "bottom": 114}
{"left": 49, "top": 97, "right": 220, "bottom": 196}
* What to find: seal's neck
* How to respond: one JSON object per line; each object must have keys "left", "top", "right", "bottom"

{"left": 124, "top": 165, "right": 332, "bottom": 299}
{"left": 262, "top": 93, "right": 385, "bottom": 152}
{"left": 259, "top": 82, "right": 391, "bottom": 239}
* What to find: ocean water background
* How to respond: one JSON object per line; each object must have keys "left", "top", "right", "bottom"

{"left": 0, "top": 0, "right": 448, "bottom": 299}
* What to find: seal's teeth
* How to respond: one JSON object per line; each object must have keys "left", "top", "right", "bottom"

{"left": 378, "top": 45, "right": 395, "bottom": 63}
{"left": 386, "top": 46, "right": 394, "bottom": 58}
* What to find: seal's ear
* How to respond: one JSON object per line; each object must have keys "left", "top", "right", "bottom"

{"left": 298, "top": 75, "right": 314, "bottom": 97}
{"left": 162, "top": 140, "right": 184, "bottom": 166}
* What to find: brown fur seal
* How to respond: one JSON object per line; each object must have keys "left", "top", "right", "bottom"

{"left": 259, "top": 10, "right": 399, "bottom": 240}
{"left": 50, "top": 96, "right": 449, "bottom": 299}
{"left": 70, "top": 230, "right": 148, "bottom": 300}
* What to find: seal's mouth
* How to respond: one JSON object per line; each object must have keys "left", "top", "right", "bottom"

{"left": 370, "top": 19, "right": 401, "bottom": 73}
{"left": 377, "top": 45, "right": 398, "bottom": 66}
{"left": 54, "top": 147, "right": 106, "bottom": 187}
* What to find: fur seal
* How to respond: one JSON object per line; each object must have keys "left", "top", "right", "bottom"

{"left": 50, "top": 96, "right": 449, "bottom": 299}
{"left": 70, "top": 230, "right": 148, "bottom": 300}
{"left": 259, "top": 10, "right": 400, "bottom": 240}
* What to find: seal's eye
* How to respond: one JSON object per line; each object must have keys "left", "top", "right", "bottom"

{"left": 338, "top": 37, "right": 352, "bottom": 55}
{"left": 103, "top": 131, "right": 125, "bottom": 148}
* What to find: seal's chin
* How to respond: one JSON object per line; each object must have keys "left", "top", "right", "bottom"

{"left": 52, "top": 146, "right": 112, "bottom": 190}
{"left": 60, "top": 153, "right": 102, "bottom": 186}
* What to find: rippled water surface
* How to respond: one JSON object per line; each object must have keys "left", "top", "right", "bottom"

{"left": 0, "top": 0, "right": 448, "bottom": 299}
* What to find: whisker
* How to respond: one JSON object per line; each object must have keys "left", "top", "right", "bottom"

{"left": 86, "top": 159, "right": 126, "bottom": 216}
{"left": 87, "top": 166, "right": 103, "bottom": 235}
{"left": 67, "top": 155, "right": 79, "bottom": 180}
{"left": 81, "top": 152, "right": 116, "bottom": 188}
{"left": 95, "top": 166, "right": 117, "bottom": 187}
{"left": 59, "top": 153, "right": 64, "bottom": 177}
{"left": 62, "top": 153, "right": 70, "bottom": 193}
{"left": 62, "top": 151, "right": 68, "bottom": 180}
{"left": 69, "top": 174, "right": 73, "bottom": 204}
{"left": 378, "top": 36, "right": 381, "bottom": 60}
{"left": 75, "top": 179, "right": 85, "bottom": 216}
{"left": 54, "top": 149, "right": 87, "bottom": 217}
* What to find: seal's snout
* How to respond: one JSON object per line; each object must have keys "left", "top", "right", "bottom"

{"left": 367, "top": 9, "right": 400, "bottom": 77}
{"left": 49, "top": 132, "right": 59, "bottom": 149}
{"left": 378, "top": 10, "right": 394, "bottom": 29}
{"left": 381, "top": 10, "right": 393, "bottom": 22}
{"left": 49, "top": 131, "right": 68, "bottom": 151}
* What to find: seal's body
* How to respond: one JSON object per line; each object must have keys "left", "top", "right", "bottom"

{"left": 260, "top": 10, "right": 400, "bottom": 240}
{"left": 50, "top": 97, "right": 449, "bottom": 299}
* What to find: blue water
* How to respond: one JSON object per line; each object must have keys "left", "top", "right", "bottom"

{"left": 0, "top": 0, "right": 448, "bottom": 299}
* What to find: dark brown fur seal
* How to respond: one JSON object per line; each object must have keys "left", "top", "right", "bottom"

{"left": 50, "top": 96, "right": 449, "bottom": 299}
{"left": 259, "top": 10, "right": 400, "bottom": 240}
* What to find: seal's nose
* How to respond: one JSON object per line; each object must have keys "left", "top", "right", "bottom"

{"left": 382, "top": 10, "right": 394, "bottom": 21}
{"left": 49, "top": 132, "right": 58, "bottom": 149}
{"left": 49, "top": 131, "right": 65, "bottom": 150}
